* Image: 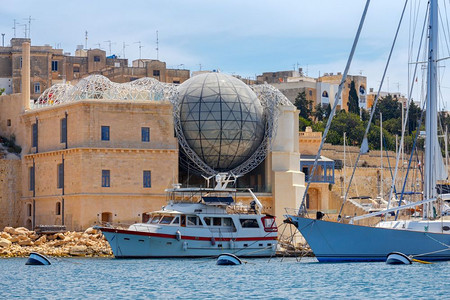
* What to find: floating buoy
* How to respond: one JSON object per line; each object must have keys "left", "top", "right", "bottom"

{"left": 26, "top": 252, "right": 51, "bottom": 266}
{"left": 216, "top": 253, "right": 242, "bottom": 266}
{"left": 386, "top": 252, "right": 412, "bottom": 265}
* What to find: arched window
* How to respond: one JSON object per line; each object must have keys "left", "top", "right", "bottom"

{"left": 56, "top": 202, "right": 61, "bottom": 215}
{"left": 26, "top": 219, "right": 32, "bottom": 230}
{"left": 322, "top": 91, "right": 329, "bottom": 98}
{"left": 359, "top": 85, "right": 366, "bottom": 95}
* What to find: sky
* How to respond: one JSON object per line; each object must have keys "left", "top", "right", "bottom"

{"left": 1, "top": 0, "right": 450, "bottom": 109}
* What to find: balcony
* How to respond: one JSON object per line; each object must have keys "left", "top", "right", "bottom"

{"left": 300, "top": 154, "right": 335, "bottom": 184}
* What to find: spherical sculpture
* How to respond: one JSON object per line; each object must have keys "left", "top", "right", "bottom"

{"left": 178, "top": 73, "right": 265, "bottom": 171}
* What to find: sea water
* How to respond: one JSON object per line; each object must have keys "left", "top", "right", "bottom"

{"left": 0, "top": 257, "right": 449, "bottom": 299}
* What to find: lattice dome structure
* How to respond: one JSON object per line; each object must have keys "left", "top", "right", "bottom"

{"left": 36, "top": 75, "right": 176, "bottom": 107}
{"left": 34, "top": 73, "right": 293, "bottom": 176}
{"left": 173, "top": 72, "right": 293, "bottom": 176}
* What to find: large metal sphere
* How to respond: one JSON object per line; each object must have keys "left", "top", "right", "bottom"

{"left": 178, "top": 73, "right": 265, "bottom": 171}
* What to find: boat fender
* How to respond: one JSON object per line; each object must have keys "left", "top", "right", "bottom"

{"left": 183, "top": 241, "right": 188, "bottom": 251}
{"left": 211, "top": 237, "right": 216, "bottom": 246}
{"left": 176, "top": 230, "right": 181, "bottom": 241}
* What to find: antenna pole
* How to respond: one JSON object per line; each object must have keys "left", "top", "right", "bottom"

{"left": 85, "top": 31, "right": 88, "bottom": 49}
{"left": 156, "top": 30, "right": 159, "bottom": 60}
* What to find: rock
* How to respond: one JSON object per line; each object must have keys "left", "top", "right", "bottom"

{"left": 3, "top": 227, "right": 15, "bottom": 235}
{"left": 84, "top": 227, "right": 97, "bottom": 235}
{"left": 29, "top": 234, "right": 39, "bottom": 240}
{"left": 18, "top": 238, "right": 33, "bottom": 246}
{"left": 1, "top": 232, "right": 11, "bottom": 239}
{"left": 8, "top": 236, "right": 18, "bottom": 243}
{"left": 0, "top": 238, "right": 12, "bottom": 248}
{"left": 69, "top": 245, "right": 87, "bottom": 256}
{"left": 18, "top": 235, "right": 29, "bottom": 241}
{"left": 34, "top": 235, "right": 47, "bottom": 246}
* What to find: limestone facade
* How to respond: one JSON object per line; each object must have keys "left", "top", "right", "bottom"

{"left": 18, "top": 100, "right": 178, "bottom": 231}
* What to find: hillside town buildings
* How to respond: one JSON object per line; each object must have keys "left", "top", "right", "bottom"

{"left": 0, "top": 38, "right": 190, "bottom": 101}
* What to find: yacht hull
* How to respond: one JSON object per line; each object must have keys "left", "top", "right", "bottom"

{"left": 287, "top": 216, "right": 450, "bottom": 262}
{"left": 100, "top": 227, "right": 277, "bottom": 258}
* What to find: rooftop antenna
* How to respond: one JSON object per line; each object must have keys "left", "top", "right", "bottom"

{"left": 156, "top": 30, "right": 159, "bottom": 60}
{"left": 85, "top": 31, "right": 88, "bottom": 49}
{"left": 13, "top": 19, "right": 18, "bottom": 38}
{"left": 21, "top": 24, "right": 27, "bottom": 38}
{"left": 23, "top": 16, "right": 35, "bottom": 39}
{"left": 122, "top": 42, "right": 129, "bottom": 59}
{"left": 95, "top": 43, "right": 101, "bottom": 49}
{"left": 104, "top": 40, "right": 115, "bottom": 56}
{"left": 134, "top": 41, "right": 143, "bottom": 60}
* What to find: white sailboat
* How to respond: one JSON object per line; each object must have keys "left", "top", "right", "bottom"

{"left": 286, "top": 0, "right": 450, "bottom": 262}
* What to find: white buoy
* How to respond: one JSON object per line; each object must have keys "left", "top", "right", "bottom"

{"left": 216, "top": 253, "right": 242, "bottom": 265}
{"left": 386, "top": 252, "right": 412, "bottom": 265}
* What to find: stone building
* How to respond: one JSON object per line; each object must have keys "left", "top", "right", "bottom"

{"left": 257, "top": 69, "right": 368, "bottom": 112}
{"left": 0, "top": 42, "right": 304, "bottom": 231}
{"left": 0, "top": 39, "right": 190, "bottom": 101}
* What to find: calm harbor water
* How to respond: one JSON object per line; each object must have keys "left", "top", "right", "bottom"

{"left": 1, "top": 257, "right": 449, "bottom": 299}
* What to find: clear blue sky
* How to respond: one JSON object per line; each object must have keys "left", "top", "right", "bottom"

{"left": 1, "top": 0, "right": 449, "bottom": 109}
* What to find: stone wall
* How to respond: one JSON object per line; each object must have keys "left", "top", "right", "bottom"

{"left": 0, "top": 158, "right": 21, "bottom": 228}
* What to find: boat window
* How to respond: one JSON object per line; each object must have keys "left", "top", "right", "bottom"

{"left": 187, "top": 216, "right": 200, "bottom": 226}
{"left": 181, "top": 215, "right": 186, "bottom": 227}
{"left": 160, "top": 216, "right": 174, "bottom": 224}
{"left": 223, "top": 218, "right": 233, "bottom": 227}
{"left": 203, "top": 217, "right": 211, "bottom": 226}
{"left": 213, "top": 217, "right": 221, "bottom": 226}
{"left": 172, "top": 216, "right": 179, "bottom": 225}
{"left": 240, "top": 219, "right": 259, "bottom": 228}
{"left": 150, "top": 215, "right": 161, "bottom": 224}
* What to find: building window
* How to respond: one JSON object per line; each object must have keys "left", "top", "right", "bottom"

{"left": 7, "top": 119, "right": 11, "bottom": 126}
{"left": 94, "top": 56, "right": 101, "bottom": 62}
{"left": 57, "top": 163, "right": 64, "bottom": 189}
{"left": 32, "top": 123, "right": 38, "bottom": 148}
{"left": 29, "top": 166, "right": 35, "bottom": 191}
{"left": 102, "top": 170, "right": 110, "bottom": 187}
{"left": 173, "top": 80, "right": 180, "bottom": 84}
{"left": 101, "top": 126, "right": 110, "bottom": 141}
{"left": 60, "top": 118, "right": 67, "bottom": 143}
{"left": 143, "top": 170, "right": 151, "bottom": 188}
{"left": 34, "top": 82, "right": 40, "bottom": 94}
{"left": 56, "top": 202, "right": 61, "bottom": 215}
{"left": 52, "top": 60, "right": 58, "bottom": 71}
{"left": 27, "top": 203, "right": 32, "bottom": 217}
{"left": 73, "top": 66, "right": 80, "bottom": 73}
{"left": 20, "top": 57, "right": 22, "bottom": 69}
{"left": 141, "top": 127, "right": 150, "bottom": 142}
{"left": 153, "top": 70, "right": 160, "bottom": 77}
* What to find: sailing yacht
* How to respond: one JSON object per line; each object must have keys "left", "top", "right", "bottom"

{"left": 286, "top": 0, "right": 450, "bottom": 262}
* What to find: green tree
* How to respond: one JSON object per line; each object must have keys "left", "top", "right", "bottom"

{"left": 0, "top": 88, "right": 5, "bottom": 95}
{"left": 294, "top": 91, "right": 313, "bottom": 120}
{"left": 298, "top": 116, "right": 312, "bottom": 131}
{"left": 326, "top": 110, "right": 364, "bottom": 146}
{"left": 314, "top": 104, "right": 325, "bottom": 122}
{"left": 347, "top": 80, "right": 359, "bottom": 115}
{"left": 374, "top": 94, "right": 401, "bottom": 122}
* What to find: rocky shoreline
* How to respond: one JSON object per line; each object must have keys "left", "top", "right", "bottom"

{"left": 0, "top": 226, "right": 112, "bottom": 258}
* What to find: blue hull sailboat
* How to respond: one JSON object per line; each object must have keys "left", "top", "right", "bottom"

{"left": 286, "top": 0, "right": 450, "bottom": 262}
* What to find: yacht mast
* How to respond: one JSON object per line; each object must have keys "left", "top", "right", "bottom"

{"left": 424, "top": 0, "right": 438, "bottom": 218}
